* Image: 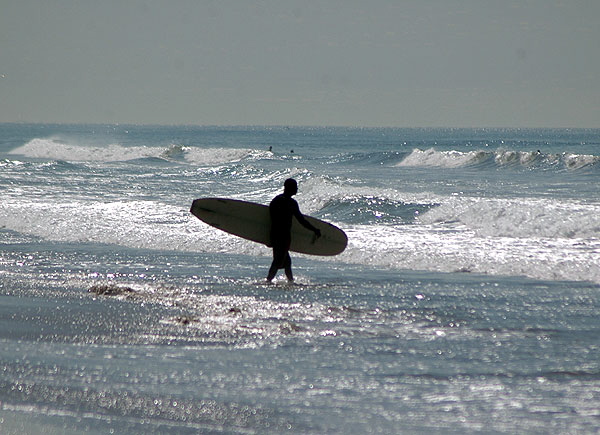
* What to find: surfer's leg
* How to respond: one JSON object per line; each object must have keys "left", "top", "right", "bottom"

{"left": 267, "top": 256, "right": 278, "bottom": 281}
{"left": 267, "top": 263, "right": 279, "bottom": 281}
{"left": 267, "top": 246, "right": 285, "bottom": 281}
{"left": 284, "top": 253, "right": 293, "bottom": 282}
{"left": 267, "top": 237, "right": 292, "bottom": 282}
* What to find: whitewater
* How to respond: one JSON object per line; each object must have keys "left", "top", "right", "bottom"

{"left": 1, "top": 124, "right": 599, "bottom": 433}
{"left": 2, "top": 126, "right": 598, "bottom": 284}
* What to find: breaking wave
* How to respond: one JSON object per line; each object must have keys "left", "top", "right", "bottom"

{"left": 417, "top": 197, "right": 600, "bottom": 239}
{"left": 8, "top": 138, "right": 271, "bottom": 166}
{"left": 395, "top": 148, "right": 600, "bottom": 171}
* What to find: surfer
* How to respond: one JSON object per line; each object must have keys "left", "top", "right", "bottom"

{"left": 267, "top": 178, "right": 321, "bottom": 282}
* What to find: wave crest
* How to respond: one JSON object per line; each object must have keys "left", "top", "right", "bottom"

{"left": 9, "top": 138, "right": 271, "bottom": 166}
{"left": 396, "top": 148, "right": 488, "bottom": 168}
{"left": 418, "top": 197, "right": 600, "bottom": 239}
{"left": 395, "top": 148, "right": 599, "bottom": 171}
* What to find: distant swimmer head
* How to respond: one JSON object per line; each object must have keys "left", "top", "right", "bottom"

{"left": 283, "top": 178, "right": 298, "bottom": 196}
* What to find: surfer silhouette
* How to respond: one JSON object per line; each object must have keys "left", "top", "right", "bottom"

{"left": 267, "top": 178, "right": 321, "bottom": 282}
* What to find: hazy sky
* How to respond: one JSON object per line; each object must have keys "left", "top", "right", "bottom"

{"left": 1, "top": 0, "right": 599, "bottom": 127}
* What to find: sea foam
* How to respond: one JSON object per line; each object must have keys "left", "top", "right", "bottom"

{"left": 396, "top": 148, "right": 488, "bottom": 168}
{"left": 396, "top": 148, "right": 600, "bottom": 170}
{"left": 10, "top": 138, "right": 157, "bottom": 162}
{"left": 9, "top": 138, "right": 270, "bottom": 166}
{"left": 418, "top": 197, "right": 600, "bottom": 239}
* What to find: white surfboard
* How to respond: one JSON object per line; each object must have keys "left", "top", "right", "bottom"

{"left": 190, "top": 198, "right": 347, "bottom": 256}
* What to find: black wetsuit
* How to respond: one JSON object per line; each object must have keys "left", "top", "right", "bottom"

{"left": 267, "top": 193, "right": 318, "bottom": 281}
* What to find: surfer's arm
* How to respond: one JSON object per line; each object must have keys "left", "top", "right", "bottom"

{"left": 293, "top": 205, "right": 322, "bottom": 237}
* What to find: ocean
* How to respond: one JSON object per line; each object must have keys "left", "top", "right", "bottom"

{"left": 0, "top": 124, "right": 599, "bottom": 433}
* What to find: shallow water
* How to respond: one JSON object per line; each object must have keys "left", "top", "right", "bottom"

{"left": 1, "top": 124, "right": 599, "bottom": 433}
